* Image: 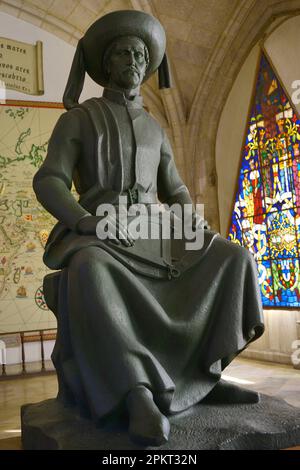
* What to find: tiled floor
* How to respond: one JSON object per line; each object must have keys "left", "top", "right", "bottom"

{"left": 224, "top": 357, "right": 300, "bottom": 408}
{"left": 0, "top": 370, "right": 57, "bottom": 441}
{"left": 0, "top": 357, "right": 299, "bottom": 448}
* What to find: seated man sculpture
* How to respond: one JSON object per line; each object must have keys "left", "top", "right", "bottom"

{"left": 33, "top": 10, "right": 264, "bottom": 447}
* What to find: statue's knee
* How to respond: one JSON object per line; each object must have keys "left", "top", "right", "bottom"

{"left": 69, "top": 247, "right": 108, "bottom": 279}
{"left": 70, "top": 247, "right": 98, "bottom": 266}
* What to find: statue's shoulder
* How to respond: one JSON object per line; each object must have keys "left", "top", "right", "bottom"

{"left": 50, "top": 106, "right": 84, "bottom": 139}
{"left": 58, "top": 99, "right": 103, "bottom": 131}
{"left": 58, "top": 102, "right": 91, "bottom": 123}
{"left": 74, "top": 97, "right": 114, "bottom": 121}
{"left": 71, "top": 97, "right": 102, "bottom": 115}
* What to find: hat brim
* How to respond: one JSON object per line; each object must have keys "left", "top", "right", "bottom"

{"left": 81, "top": 10, "right": 166, "bottom": 87}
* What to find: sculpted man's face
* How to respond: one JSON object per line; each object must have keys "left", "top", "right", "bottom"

{"left": 105, "top": 36, "right": 148, "bottom": 90}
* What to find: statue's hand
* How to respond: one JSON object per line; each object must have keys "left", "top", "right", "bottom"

{"left": 76, "top": 215, "right": 134, "bottom": 247}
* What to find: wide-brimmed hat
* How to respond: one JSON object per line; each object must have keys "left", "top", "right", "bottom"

{"left": 63, "top": 10, "right": 171, "bottom": 110}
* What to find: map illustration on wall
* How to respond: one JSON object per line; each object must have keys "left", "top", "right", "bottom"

{"left": 0, "top": 102, "right": 63, "bottom": 332}
{"left": 228, "top": 52, "right": 300, "bottom": 308}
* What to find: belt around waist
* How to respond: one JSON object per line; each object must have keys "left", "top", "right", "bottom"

{"left": 120, "top": 188, "right": 157, "bottom": 205}
{"left": 79, "top": 187, "right": 158, "bottom": 213}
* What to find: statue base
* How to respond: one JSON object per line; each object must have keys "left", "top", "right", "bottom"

{"left": 21, "top": 395, "right": 300, "bottom": 450}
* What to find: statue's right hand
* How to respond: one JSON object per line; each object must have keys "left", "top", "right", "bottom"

{"left": 76, "top": 215, "right": 134, "bottom": 247}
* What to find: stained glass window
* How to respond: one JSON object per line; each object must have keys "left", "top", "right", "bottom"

{"left": 228, "top": 53, "right": 300, "bottom": 308}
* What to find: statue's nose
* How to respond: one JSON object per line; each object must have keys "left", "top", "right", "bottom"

{"left": 127, "top": 51, "right": 135, "bottom": 65}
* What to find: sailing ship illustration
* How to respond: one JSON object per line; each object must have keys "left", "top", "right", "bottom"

{"left": 39, "top": 229, "right": 49, "bottom": 248}
{"left": 16, "top": 286, "right": 27, "bottom": 298}
{"left": 26, "top": 242, "right": 36, "bottom": 252}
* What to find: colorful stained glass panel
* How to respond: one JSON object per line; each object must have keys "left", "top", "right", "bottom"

{"left": 229, "top": 52, "right": 300, "bottom": 307}
{"left": 267, "top": 210, "right": 298, "bottom": 259}
{"left": 236, "top": 169, "right": 265, "bottom": 218}
{"left": 241, "top": 217, "right": 269, "bottom": 261}
{"left": 228, "top": 212, "right": 243, "bottom": 246}
{"left": 263, "top": 161, "right": 295, "bottom": 213}
{"left": 257, "top": 260, "right": 275, "bottom": 307}
{"left": 241, "top": 111, "right": 261, "bottom": 173}
{"left": 271, "top": 259, "right": 300, "bottom": 307}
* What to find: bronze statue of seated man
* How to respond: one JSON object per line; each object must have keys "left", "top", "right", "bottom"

{"left": 33, "top": 10, "right": 264, "bottom": 447}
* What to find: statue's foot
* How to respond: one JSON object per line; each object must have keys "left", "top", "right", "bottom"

{"left": 126, "top": 385, "right": 170, "bottom": 447}
{"left": 204, "top": 379, "right": 260, "bottom": 404}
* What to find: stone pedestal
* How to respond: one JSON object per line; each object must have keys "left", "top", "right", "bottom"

{"left": 21, "top": 395, "right": 300, "bottom": 450}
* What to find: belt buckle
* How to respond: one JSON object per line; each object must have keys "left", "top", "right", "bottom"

{"left": 127, "top": 187, "right": 138, "bottom": 205}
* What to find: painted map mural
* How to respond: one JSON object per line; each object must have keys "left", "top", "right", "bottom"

{"left": 0, "top": 103, "right": 63, "bottom": 332}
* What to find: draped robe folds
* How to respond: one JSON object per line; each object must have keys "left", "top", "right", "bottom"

{"left": 33, "top": 88, "right": 264, "bottom": 422}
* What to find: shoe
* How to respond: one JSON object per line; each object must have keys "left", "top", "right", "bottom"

{"left": 126, "top": 385, "right": 170, "bottom": 447}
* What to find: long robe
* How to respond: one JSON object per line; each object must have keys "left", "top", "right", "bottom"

{"left": 33, "top": 88, "right": 264, "bottom": 422}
